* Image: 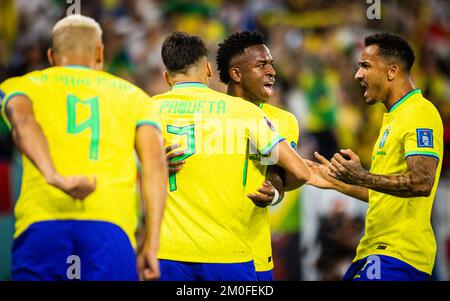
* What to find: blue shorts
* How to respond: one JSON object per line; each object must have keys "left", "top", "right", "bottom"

{"left": 12, "top": 220, "right": 138, "bottom": 281}
{"left": 159, "top": 259, "right": 257, "bottom": 281}
{"left": 256, "top": 270, "right": 273, "bottom": 281}
{"left": 343, "top": 254, "right": 430, "bottom": 281}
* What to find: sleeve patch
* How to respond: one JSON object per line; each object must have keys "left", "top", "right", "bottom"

{"left": 416, "top": 128, "right": 433, "bottom": 148}
{"left": 264, "top": 116, "right": 276, "bottom": 132}
{"left": 0, "top": 89, "right": 5, "bottom": 109}
{"left": 290, "top": 141, "right": 297, "bottom": 150}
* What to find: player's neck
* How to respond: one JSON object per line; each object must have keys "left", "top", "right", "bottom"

{"left": 227, "top": 84, "right": 261, "bottom": 106}
{"left": 384, "top": 78, "right": 415, "bottom": 111}
{"left": 57, "top": 56, "right": 97, "bottom": 69}
{"left": 169, "top": 74, "right": 209, "bottom": 87}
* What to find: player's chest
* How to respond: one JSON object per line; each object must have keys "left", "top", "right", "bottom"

{"left": 371, "top": 120, "right": 403, "bottom": 166}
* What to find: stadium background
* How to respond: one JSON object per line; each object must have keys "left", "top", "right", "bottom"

{"left": 0, "top": 0, "right": 449, "bottom": 280}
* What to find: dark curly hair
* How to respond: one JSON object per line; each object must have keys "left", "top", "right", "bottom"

{"left": 161, "top": 32, "right": 207, "bottom": 74}
{"left": 216, "top": 31, "right": 265, "bottom": 84}
{"left": 365, "top": 32, "right": 415, "bottom": 73}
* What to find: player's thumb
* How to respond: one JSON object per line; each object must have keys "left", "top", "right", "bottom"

{"left": 341, "top": 149, "right": 356, "bottom": 160}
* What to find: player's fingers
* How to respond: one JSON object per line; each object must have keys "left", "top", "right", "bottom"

{"left": 314, "top": 151, "right": 330, "bottom": 165}
{"left": 341, "top": 149, "right": 359, "bottom": 161}
{"left": 333, "top": 153, "right": 348, "bottom": 165}
{"left": 305, "top": 159, "right": 319, "bottom": 168}
{"left": 168, "top": 166, "right": 183, "bottom": 173}
{"left": 328, "top": 170, "right": 339, "bottom": 179}
{"left": 330, "top": 157, "right": 342, "bottom": 169}
{"left": 167, "top": 150, "right": 186, "bottom": 161}
{"left": 329, "top": 161, "right": 339, "bottom": 174}
{"left": 257, "top": 186, "right": 275, "bottom": 196}
{"left": 165, "top": 144, "right": 180, "bottom": 154}
{"left": 247, "top": 193, "right": 273, "bottom": 207}
{"left": 168, "top": 160, "right": 185, "bottom": 167}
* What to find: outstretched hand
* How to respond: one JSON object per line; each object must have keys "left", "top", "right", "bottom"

{"left": 48, "top": 174, "right": 96, "bottom": 200}
{"left": 329, "top": 149, "right": 368, "bottom": 185}
{"left": 247, "top": 180, "right": 276, "bottom": 207}
{"left": 165, "top": 144, "right": 186, "bottom": 173}
{"left": 305, "top": 151, "right": 342, "bottom": 189}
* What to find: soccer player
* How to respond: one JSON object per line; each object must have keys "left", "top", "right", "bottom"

{"left": 215, "top": 31, "right": 300, "bottom": 281}
{"left": 0, "top": 15, "right": 167, "bottom": 280}
{"left": 150, "top": 32, "right": 313, "bottom": 281}
{"left": 307, "top": 32, "right": 443, "bottom": 281}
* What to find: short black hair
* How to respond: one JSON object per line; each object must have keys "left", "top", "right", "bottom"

{"left": 364, "top": 32, "right": 415, "bottom": 73}
{"left": 216, "top": 31, "right": 265, "bottom": 84}
{"left": 161, "top": 32, "right": 207, "bottom": 74}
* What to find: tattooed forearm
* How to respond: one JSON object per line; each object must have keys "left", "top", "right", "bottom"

{"left": 359, "top": 156, "right": 438, "bottom": 198}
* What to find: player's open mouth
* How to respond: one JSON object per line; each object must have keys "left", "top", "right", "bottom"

{"left": 264, "top": 82, "right": 274, "bottom": 96}
{"left": 360, "top": 81, "right": 368, "bottom": 98}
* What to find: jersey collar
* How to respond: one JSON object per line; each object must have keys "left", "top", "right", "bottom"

{"left": 172, "top": 82, "right": 208, "bottom": 90}
{"left": 63, "top": 65, "right": 92, "bottom": 70}
{"left": 389, "top": 88, "right": 421, "bottom": 113}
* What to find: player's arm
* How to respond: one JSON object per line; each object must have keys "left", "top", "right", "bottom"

{"left": 330, "top": 149, "right": 438, "bottom": 198}
{"left": 306, "top": 151, "right": 369, "bottom": 202}
{"left": 4, "top": 94, "right": 95, "bottom": 199}
{"left": 247, "top": 165, "right": 285, "bottom": 208}
{"left": 135, "top": 124, "right": 167, "bottom": 281}
{"left": 273, "top": 140, "right": 311, "bottom": 190}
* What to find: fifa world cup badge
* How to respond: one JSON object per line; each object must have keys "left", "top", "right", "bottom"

{"left": 379, "top": 127, "right": 390, "bottom": 148}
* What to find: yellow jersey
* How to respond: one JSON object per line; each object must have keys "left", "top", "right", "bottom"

{"left": 355, "top": 89, "right": 443, "bottom": 274}
{"left": 0, "top": 66, "right": 160, "bottom": 248}
{"left": 244, "top": 103, "right": 299, "bottom": 271}
{"left": 150, "top": 82, "right": 285, "bottom": 263}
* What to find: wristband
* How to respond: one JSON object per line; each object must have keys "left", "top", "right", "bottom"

{"left": 270, "top": 188, "right": 282, "bottom": 206}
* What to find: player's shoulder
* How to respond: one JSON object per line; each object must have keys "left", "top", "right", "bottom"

{"left": 262, "top": 103, "right": 298, "bottom": 123}
{"left": 0, "top": 69, "right": 44, "bottom": 93}
{"left": 405, "top": 92, "right": 441, "bottom": 117}
{"left": 401, "top": 92, "right": 443, "bottom": 128}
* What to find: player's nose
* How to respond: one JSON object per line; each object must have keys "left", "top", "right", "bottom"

{"left": 355, "top": 68, "right": 364, "bottom": 80}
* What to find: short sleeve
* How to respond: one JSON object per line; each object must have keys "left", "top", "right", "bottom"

{"left": 135, "top": 91, "right": 162, "bottom": 132}
{"left": 0, "top": 76, "right": 30, "bottom": 130}
{"left": 247, "top": 108, "right": 285, "bottom": 156}
{"left": 283, "top": 112, "right": 300, "bottom": 151}
{"left": 403, "top": 112, "right": 442, "bottom": 161}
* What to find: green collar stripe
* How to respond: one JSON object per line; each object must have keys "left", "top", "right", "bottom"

{"left": 389, "top": 89, "right": 421, "bottom": 113}
{"left": 172, "top": 82, "right": 208, "bottom": 90}
{"left": 259, "top": 103, "right": 264, "bottom": 109}
{"left": 64, "top": 65, "right": 91, "bottom": 70}
{"left": 136, "top": 120, "right": 162, "bottom": 131}
{"left": 260, "top": 136, "right": 285, "bottom": 155}
{"left": 405, "top": 150, "right": 439, "bottom": 159}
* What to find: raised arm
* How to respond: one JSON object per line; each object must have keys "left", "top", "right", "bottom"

{"left": 330, "top": 149, "right": 438, "bottom": 198}
{"left": 306, "top": 151, "right": 369, "bottom": 202}
{"left": 135, "top": 124, "right": 168, "bottom": 281}
{"left": 4, "top": 94, "right": 96, "bottom": 199}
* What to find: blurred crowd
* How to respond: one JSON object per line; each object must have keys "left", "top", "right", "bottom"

{"left": 0, "top": 0, "right": 449, "bottom": 280}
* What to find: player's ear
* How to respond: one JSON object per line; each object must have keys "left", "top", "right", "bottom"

{"left": 47, "top": 48, "right": 55, "bottom": 66}
{"left": 387, "top": 64, "right": 398, "bottom": 81}
{"left": 163, "top": 71, "right": 172, "bottom": 87}
{"left": 95, "top": 44, "right": 104, "bottom": 70}
{"left": 229, "top": 67, "right": 241, "bottom": 83}
{"left": 206, "top": 61, "right": 212, "bottom": 79}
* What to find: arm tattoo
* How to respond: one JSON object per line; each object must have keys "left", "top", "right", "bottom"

{"left": 359, "top": 156, "right": 438, "bottom": 197}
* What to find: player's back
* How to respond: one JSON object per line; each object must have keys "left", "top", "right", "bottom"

{"left": 151, "top": 82, "right": 283, "bottom": 263}
{"left": 1, "top": 66, "right": 154, "bottom": 247}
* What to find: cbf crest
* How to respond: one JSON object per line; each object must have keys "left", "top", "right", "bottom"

{"left": 379, "top": 127, "right": 391, "bottom": 148}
